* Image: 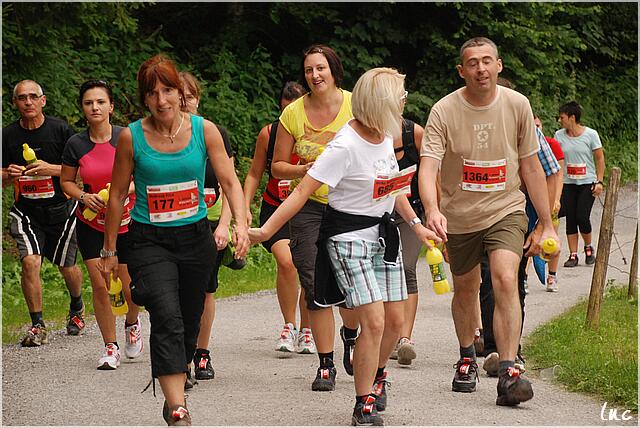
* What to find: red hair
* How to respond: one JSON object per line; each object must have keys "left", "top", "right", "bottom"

{"left": 136, "top": 54, "right": 185, "bottom": 109}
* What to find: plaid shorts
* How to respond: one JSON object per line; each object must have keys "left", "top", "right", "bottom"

{"left": 326, "top": 239, "right": 407, "bottom": 308}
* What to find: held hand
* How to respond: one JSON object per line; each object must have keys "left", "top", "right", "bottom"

{"left": 248, "top": 227, "right": 266, "bottom": 244}
{"left": 553, "top": 200, "right": 561, "bottom": 216}
{"left": 213, "top": 225, "right": 229, "bottom": 250}
{"left": 232, "top": 224, "right": 250, "bottom": 259}
{"left": 84, "top": 193, "right": 106, "bottom": 212}
{"left": 523, "top": 223, "right": 543, "bottom": 257}
{"left": 245, "top": 209, "right": 253, "bottom": 227}
{"left": 7, "top": 164, "right": 25, "bottom": 179}
{"left": 592, "top": 182, "right": 604, "bottom": 197}
{"left": 24, "top": 160, "right": 51, "bottom": 176}
{"left": 426, "top": 209, "right": 448, "bottom": 242}
{"left": 98, "top": 256, "right": 119, "bottom": 290}
{"left": 413, "top": 224, "right": 442, "bottom": 249}
{"left": 539, "top": 224, "right": 561, "bottom": 257}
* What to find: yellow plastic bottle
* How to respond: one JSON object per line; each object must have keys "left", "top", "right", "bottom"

{"left": 551, "top": 212, "right": 560, "bottom": 228}
{"left": 540, "top": 238, "right": 559, "bottom": 262}
{"left": 426, "top": 240, "right": 450, "bottom": 294}
{"left": 109, "top": 274, "right": 128, "bottom": 316}
{"left": 83, "top": 183, "right": 110, "bottom": 221}
{"left": 22, "top": 144, "right": 37, "bottom": 164}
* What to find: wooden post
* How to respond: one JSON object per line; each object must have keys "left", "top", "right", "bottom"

{"left": 586, "top": 167, "right": 621, "bottom": 330}
{"left": 629, "top": 224, "right": 638, "bottom": 300}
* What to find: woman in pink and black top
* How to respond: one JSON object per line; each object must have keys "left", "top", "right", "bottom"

{"left": 61, "top": 79, "right": 143, "bottom": 370}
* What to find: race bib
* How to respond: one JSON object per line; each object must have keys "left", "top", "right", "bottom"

{"left": 203, "top": 188, "right": 217, "bottom": 208}
{"left": 462, "top": 159, "right": 506, "bottom": 192}
{"left": 566, "top": 163, "right": 587, "bottom": 180}
{"left": 373, "top": 165, "right": 416, "bottom": 201}
{"left": 277, "top": 180, "right": 292, "bottom": 201}
{"left": 18, "top": 175, "right": 54, "bottom": 199}
{"left": 147, "top": 180, "right": 199, "bottom": 223}
{"left": 96, "top": 196, "right": 131, "bottom": 227}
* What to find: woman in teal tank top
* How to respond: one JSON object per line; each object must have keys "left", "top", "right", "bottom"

{"left": 99, "top": 54, "right": 249, "bottom": 425}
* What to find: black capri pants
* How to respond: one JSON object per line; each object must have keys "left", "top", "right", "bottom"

{"left": 559, "top": 183, "right": 595, "bottom": 235}
{"left": 126, "top": 218, "right": 216, "bottom": 378}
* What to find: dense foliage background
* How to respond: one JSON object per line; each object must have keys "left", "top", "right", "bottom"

{"left": 3, "top": 2, "right": 638, "bottom": 182}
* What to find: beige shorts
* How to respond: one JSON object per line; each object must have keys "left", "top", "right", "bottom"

{"left": 446, "top": 211, "right": 527, "bottom": 276}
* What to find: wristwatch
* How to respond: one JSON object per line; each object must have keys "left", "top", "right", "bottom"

{"left": 99, "top": 248, "right": 118, "bottom": 258}
{"left": 408, "top": 217, "right": 422, "bottom": 228}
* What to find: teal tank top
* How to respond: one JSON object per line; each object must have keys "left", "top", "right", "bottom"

{"left": 129, "top": 114, "right": 208, "bottom": 227}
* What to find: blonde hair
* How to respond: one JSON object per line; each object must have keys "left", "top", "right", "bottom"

{"left": 351, "top": 67, "right": 406, "bottom": 140}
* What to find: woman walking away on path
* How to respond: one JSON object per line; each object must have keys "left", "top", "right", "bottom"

{"left": 99, "top": 54, "right": 249, "bottom": 426}
{"left": 179, "top": 71, "right": 239, "bottom": 387}
{"left": 250, "top": 67, "right": 439, "bottom": 426}
{"left": 555, "top": 101, "right": 604, "bottom": 268}
{"left": 61, "top": 79, "right": 143, "bottom": 370}
{"left": 243, "top": 81, "right": 315, "bottom": 354}
{"left": 270, "top": 44, "right": 359, "bottom": 389}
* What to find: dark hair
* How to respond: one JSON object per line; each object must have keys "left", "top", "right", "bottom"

{"left": 299, "top": 44, "right": 344, "bottom": 92}
{"left": 459, "top": 37, "right": 499, "bottom": 63}
{"left": 136, "top": 54, "right": 185, "bottom": 109}
{"left": 79, "top": 79, "right": 113, "bottom": 105}
{"left": 559, "top": 101, "right": 582, "bottom": 123}
{"left": 279, "top": 81, "right": 305, "bottom": 102}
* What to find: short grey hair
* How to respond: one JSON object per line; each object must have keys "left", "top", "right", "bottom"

{"left": 459, "top": 37, "right": 499, "bottom": 63}
{"left": 13, "top": 80, "right": 44, "bottom": 98}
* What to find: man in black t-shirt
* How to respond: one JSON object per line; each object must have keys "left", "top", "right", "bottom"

{"left": 2, "top": 79, "right": 85, "bottom": 346}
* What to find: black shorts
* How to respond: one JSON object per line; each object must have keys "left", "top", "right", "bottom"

{"left": 75, "top": 218, "right": 132, "bottom": 264}
{"left": 8, "top": 200, "right": 78, "bottom": 267}
{"left": 259, "top": 199, "right": 290, "bottom": 253}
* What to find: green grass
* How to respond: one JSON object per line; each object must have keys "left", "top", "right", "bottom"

{"left": 524, "top": 285, "right": 638, "bottom": 411}
{"left": 2, "top": 244, "right": 277, "bottom": 344}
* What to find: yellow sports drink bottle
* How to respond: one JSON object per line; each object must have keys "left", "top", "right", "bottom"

{"left": 540, "top": 238, "right": 559, "bottom": 262}
{"left": 109, "top": 274, "right": 128, "bottom": 316}
{"left": 83, "top": 183, "right": 111, "bottom": 221}
{"left": 426, "top": 240, "right": 450, "bottom": 294}
{"left": 551, "top": 212, "right": 560, "bottom": 228}
{"left": 22, "top": 144, "right": 37, "bottom": 164}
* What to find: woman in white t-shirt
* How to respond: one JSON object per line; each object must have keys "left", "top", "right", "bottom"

{"left": 249, "top": 67, "right": 439, "bottom": 426}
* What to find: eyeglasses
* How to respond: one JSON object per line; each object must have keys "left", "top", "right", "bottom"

{"left": 401, "top": 90, "right": 408, "bottom": 101}
{"left": 15, "top": 93, "right": 43, "bottom": 102}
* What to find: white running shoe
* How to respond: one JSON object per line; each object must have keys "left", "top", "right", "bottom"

{"left": 397, "top": 337, "right": 417, "bottom": 365}
{"left": 546, "top": 275, "right": 558, "bottom": 292}
{"left": 124, "top": 318, "right": 144, "bottom": 359}
{"left": 296, "top": 328, "right": 317, "bottom": 354}
{"left": 276, "top": 323, "right": 297, "bottom": 353}
{"left": 97, "top": 343, "right": 121, "bottom": 370}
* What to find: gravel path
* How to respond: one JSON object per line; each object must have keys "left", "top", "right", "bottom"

{"left": 2, "top": 185, "right": 637, "bottom": 426}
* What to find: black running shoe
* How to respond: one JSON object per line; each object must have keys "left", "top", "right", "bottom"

{"left": 66, "top": 305, "right": 85, "bottom": 336}
{"left": 352, "top": 395, "right": 384, "bottom": 426}
{"left": 584, "top": 245, "right": 596, "bottom": 265}
{"left": 340, "top": 326, "right": 357, "bottom": 376}
{"left": 563, "top": 254, "right": 579, "bottom": 267}
{"left": 372, "top": 372, "right": 389, "bottom": 412}
{"left": 184, "top": 370, "right": 198, "bottom": 390}
{"left": 452, "top": 357, "right": 478, "bottom": 392}
{"left": 163, "top": 402, "right": 191, "bottom": 426}
{"left": 496, "top": 367, "right": 533, "bottom": 406}
{"left": 311, "top": 365, "right": 336, "bottom": 391}
{"left": 193, "top": 349, "right": 215, "bottom": 380}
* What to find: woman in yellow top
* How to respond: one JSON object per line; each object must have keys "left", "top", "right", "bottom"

{"left": 272, "top": 44, "right": 359, "bottom": 391}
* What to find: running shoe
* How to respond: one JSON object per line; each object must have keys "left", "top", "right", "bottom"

{"left": 483, "top": 352, "right": 499, "bottom": 377}
{"left": 473, "top": 328, "right": 484, "bottom": 356}
{"left": 193, "top": 349, "right": 215, "bottom": 380}
{"left": 563, "top": 253, "right": 578, "bottom": 267}
{"left": 340, "top": 326, "right": 357, "bottom": 376}
{"left": 546, "top": 275, "right": 558, "bottom": 292}
{"left": 452, "top": 357, "right": 478, "bottom": 392}
{"left": 124, "top": 318, "right": 144, "bottom": 359}
{"left": 184, "top": 370, "right": 198, "bottom": 390}
{"left": 397, "top": 337, "right": 416, "bottom": 366}
{"left": 496, "top": 366, "right": 533, "bottom": 406}
{"left": 372, "top": 371, "right": 390, "bottom": 412}
{"left": 66, "top": 305, "right": 85, "bottom": 336}
{"left": 515, "top": 354, "right": 526, "bottom": 374}
{"left": 296, "top": 328, "right": 317, "bottom": 354}
{"left": 20, "top": 324, "right": 48, "bottom": 347}
{"left": 311, "top": 365, "right": 336, "bottom": 391}
{"left": 163, "top": 401, "right": 192, "bottom": 426}
{"left": 352, "top": 395, "right": 383, "bottom": 426}
{"left": 275, "top": 323, "right": 297, "bottom": 353}
{"left": 584, "top": 245, "right": 596, "bottom": 265}
{"left": 97, "top": 343, "right": 121, "bottom": 370}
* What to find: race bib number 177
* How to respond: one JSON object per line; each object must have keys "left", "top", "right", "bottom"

{"left": 147, "top": 180, "right": 199, "bottom": 223}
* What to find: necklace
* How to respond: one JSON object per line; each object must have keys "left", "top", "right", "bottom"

{"left": 157, "top": 112, "right": 184, "bottom": 143}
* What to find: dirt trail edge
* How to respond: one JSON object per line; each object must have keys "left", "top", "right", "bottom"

{"left": 3, "top": 184, "right": 637, "bottom": 426}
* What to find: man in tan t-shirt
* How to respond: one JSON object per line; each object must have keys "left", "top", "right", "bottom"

{"left": 418, "top": 37, "right": 559, "bottom": 406}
